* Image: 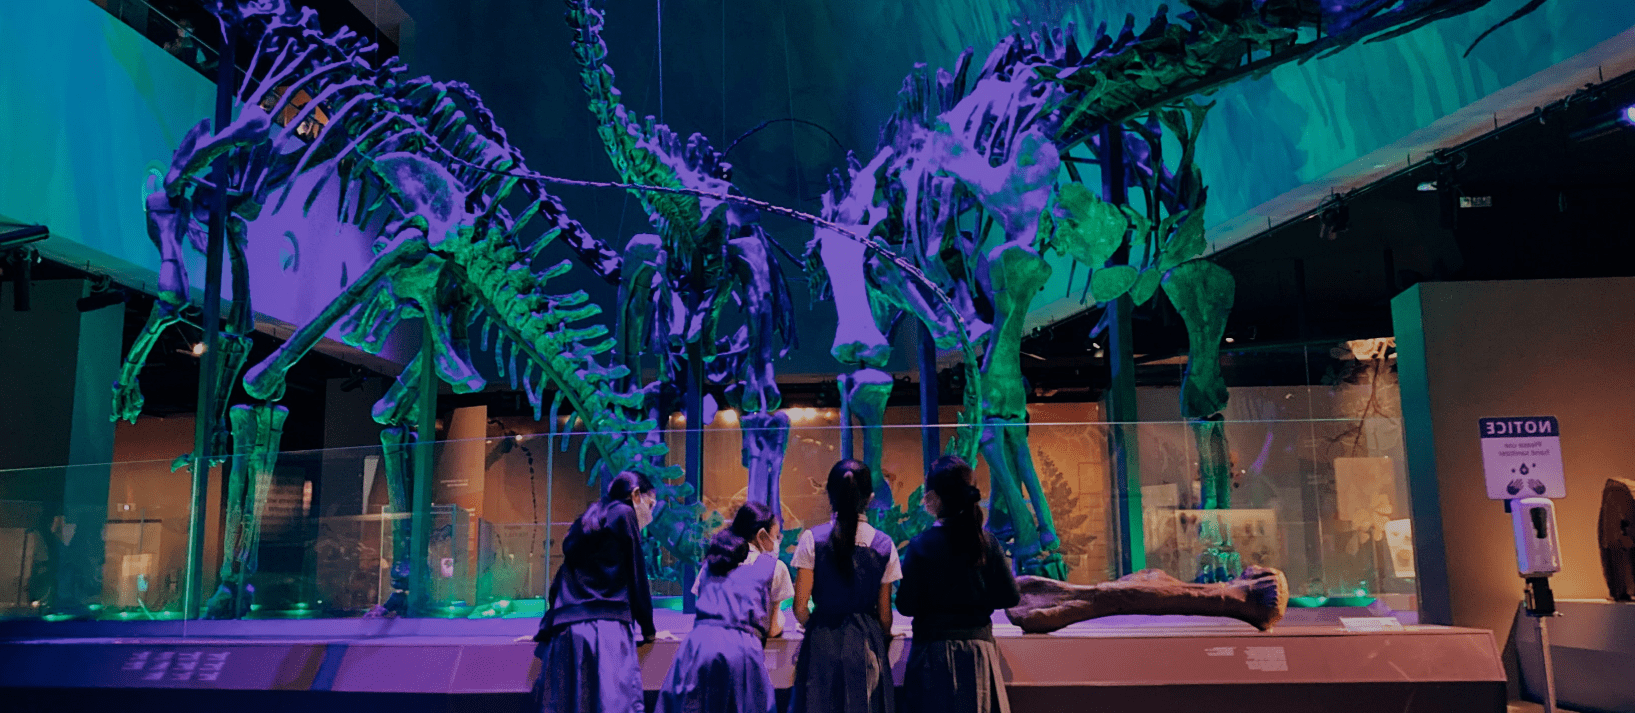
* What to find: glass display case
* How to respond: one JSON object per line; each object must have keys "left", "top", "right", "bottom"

{"left": 0, "top": 338, "right": 1414, "bottom": 622}
{"left": 0, "top": 399, "right": 1412, "bottom": 621}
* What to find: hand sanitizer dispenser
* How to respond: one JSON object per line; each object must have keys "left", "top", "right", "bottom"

{"left": 1511, "top": 497, "right": 1561, "bottom": 578}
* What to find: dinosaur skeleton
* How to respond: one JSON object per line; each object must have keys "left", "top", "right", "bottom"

{"left": 808, "top": 0, "right": 1549, "bottom": 575}
{"left": 116, "top": 0, "right": 681, "bottom": 617}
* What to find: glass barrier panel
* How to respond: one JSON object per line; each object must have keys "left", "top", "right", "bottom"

{"left": 104, "top": 455, "right": 205, "bottom": 621}
{"left": 0, "top": 389, "right": 1412, "bottom": 622}
{"left": 0, "top": 498, "right": 49, "bottom": 619}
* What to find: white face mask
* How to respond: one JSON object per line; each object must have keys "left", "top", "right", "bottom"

{"left": 754, "top": 527, "right": 778, "bottom": 553}
{"left": 634, "top": 492, "right": 656, "bottom": 529}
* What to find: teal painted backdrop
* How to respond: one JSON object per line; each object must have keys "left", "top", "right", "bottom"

{"left": 0, "top": 1, "right": 213, "bottom": 285}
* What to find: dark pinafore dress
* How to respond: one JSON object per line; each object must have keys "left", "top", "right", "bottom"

{"left": 787, "top": 523, "right": 897, "bottom": 713}
{"left": 657, "top": 553, "right": 780, "bottom": 713}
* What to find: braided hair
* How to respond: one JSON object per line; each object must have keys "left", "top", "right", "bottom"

{"left": 706, "top": 501, "right": 777, "bottom": 576}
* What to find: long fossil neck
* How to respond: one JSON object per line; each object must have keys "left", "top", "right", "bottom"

{"left": 565, "top": 0, "right": 701, "bottom": 235}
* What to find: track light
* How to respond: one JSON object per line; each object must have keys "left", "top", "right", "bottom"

{"left": 76, "top": 290, "right": 127, "bottom": 312}
{"left": 1431, "top": 150, "right": 1466, "bottom": 230}
{"left": 1569, "top": 103, "right": 1635, "bottom": 143}
{"left": 339, "top": 368, "right": 368, "bottom": 392}
{"left": 77, "top": 277, "right": 127, "bottom": 312}
{"left": 5, "top": 248, "right": 34, "bottom": 311}
{"left": 1318, "top": 195, "right": 1350, "bottom": 241}
{"left": 0, "top": 225, "right": 48, "bottom": 251}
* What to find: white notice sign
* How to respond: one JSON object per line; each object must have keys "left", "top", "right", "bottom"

{"left": 1244, "top": 646, "right": 1288, "bottom": 672}
{"left": 1479, "top": 417, "right": 1565, "bottom": 500}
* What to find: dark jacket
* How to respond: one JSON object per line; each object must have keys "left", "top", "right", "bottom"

{"left": 535, "top": 500, "right": 655, "bottom": 641}
{"left": 895, "top": 526, "right": 1020, "bottom": 641}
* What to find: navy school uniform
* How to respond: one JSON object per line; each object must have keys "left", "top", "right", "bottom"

{"left": 533, "top": 500, "right": 655, "bottom": 713}
{"left": 894, "top": 525, "right": 1020, "bottom": 713}
{"left": 786, "top": 517, "right": 902, "bottom": 713}
{"left": 656, "top": 547, "right": 794, "bottom": 713}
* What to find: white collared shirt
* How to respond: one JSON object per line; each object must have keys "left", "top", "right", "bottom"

{"left": 789, "top": 517, "right": 903, "bottom": 583}
{"left": 692, "top": 544, "right": 795, "bottom": 602}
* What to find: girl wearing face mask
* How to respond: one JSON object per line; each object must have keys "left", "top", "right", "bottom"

{"left": 533, "top": 470, "right": 662, "bottom": 713}
{"left": 895, "top": 456, "right": 1020, "bottom": 713}
{"left": 656, "top": 501, "right": 793, "bottom": 713}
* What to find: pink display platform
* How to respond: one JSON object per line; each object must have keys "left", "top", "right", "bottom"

{"left": 0, "top": 610, "right": 1505, "bottom": 712}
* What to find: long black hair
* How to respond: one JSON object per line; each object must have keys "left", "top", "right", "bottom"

{"left": 580, "top": 470, "right": 655, "bottom": 536}
{"left": 927, "top": 455, "right": 986, "bottom": 566}
{"left": 826, "top": 459, "right": 874, "bottom": 574}
{"left": 706, "top": 501, "right": 777, "bottom": 576}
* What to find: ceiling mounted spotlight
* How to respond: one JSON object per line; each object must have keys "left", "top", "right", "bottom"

{"left": 1318, "top": 194, "right": 1350, "bottom": 241}
{"left": 1569, "top": 101, "right": 1635, "bottom": 143}
{"left": 77, "top": 275, "right": 127, "bottom": 312}
{"left": 1430, "top": 150, "right": 1468, "bottom": 230}
{"left": 76, "top": 290, "right": 127, "bottom": 313}
{"left": 339, "top": 367, "right": 368, "bottom": 392}
{"left": 5, "top": 248, "right": 35, "bottom": 312}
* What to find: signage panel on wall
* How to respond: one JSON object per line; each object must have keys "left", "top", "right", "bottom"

{"left": 1479, "top": 416, "right": 1565, "bottom": 500}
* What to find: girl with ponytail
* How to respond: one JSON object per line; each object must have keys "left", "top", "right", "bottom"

{"left": 655, "top": 501, "right": 792, "bottom": 713}
{"left": 896, "top": 456, "right": 1021, "bottom": 713}
{"left": 787, "top": 459, "right": 902, "bottom": 713}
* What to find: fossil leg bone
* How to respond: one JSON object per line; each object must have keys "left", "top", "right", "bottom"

{"left": 202, "top": 403, "right": 288, "bottom": 619}
{"left": 1007, "top": 566, "right": 1289, "bottom": 633}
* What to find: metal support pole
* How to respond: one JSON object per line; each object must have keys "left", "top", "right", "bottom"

{"left": 1525, "top": 576, "right": 1559, "bottom": 713}
{"left": 1101, "top": 124, "right": 1145, "bottom": 575}
{"left": 838, "top": 378, "right": 854, "bottom": 462}
{"left": 682, "top": 339, "right": 703, "bottom": 614}
{"left": 1536, "top": 614, "right": 1558, "bottom": 713}
{"left": 918, "top": 324, "right": 940, "bottom": 473}
{"left": 543, "top": 425, "right": 555, "bottom": 598}
{"left": 183, "top": 23, "right": 235, "bottom": 619}
{"left": 409, "top": 320, "right": 436, "bottom": 615}
{"left": 680, "top": 265, "right": 705, "bottom": 614}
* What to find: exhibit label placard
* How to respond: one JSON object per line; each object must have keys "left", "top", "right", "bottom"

{"left": 1479, "top": 416, "right": 1565, "bottom": 500}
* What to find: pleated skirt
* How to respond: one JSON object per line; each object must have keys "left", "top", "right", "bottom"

{"left": 787, "top": 613, "right": 893, "bottom": 713}
{"left": 656, "top": 624, "right": 774, "bottom": 713}
{"left": 533, "top": 619, "right": 644, "bottom": 713}
{"left": 900, "top": 637, "right": 1010, "bottom": 713}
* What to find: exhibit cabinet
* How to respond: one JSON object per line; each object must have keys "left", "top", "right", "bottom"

{"left": 0, "top": 342, "right": 1418, "bottom": 622}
